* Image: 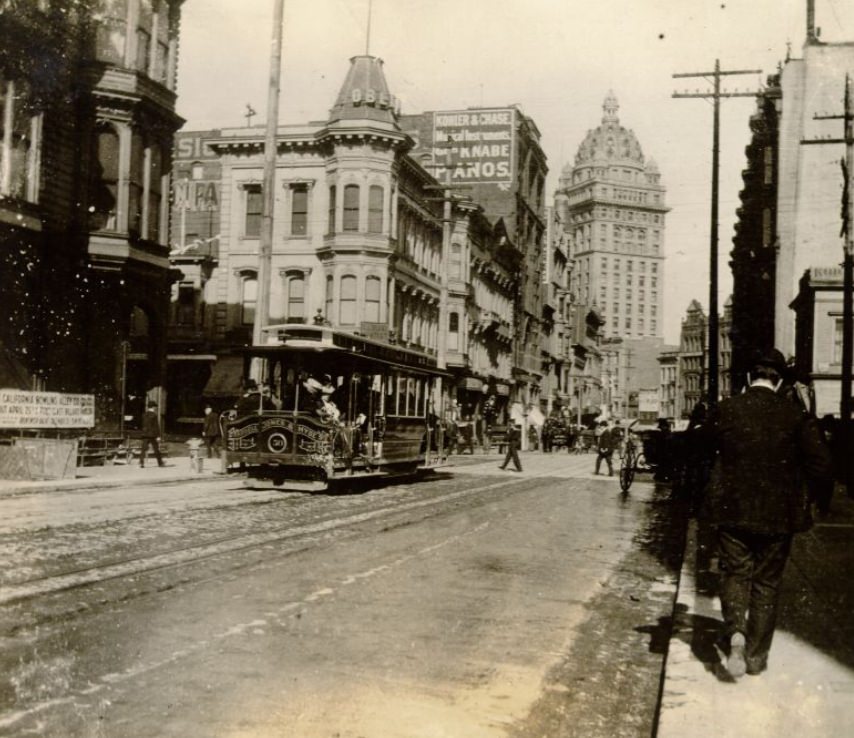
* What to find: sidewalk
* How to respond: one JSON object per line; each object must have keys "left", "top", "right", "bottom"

{"left": 0, "top": 453, "right": 222, "bottom": 497}
{"left": 658, "top": 489, "right": 854, "bottom": 737}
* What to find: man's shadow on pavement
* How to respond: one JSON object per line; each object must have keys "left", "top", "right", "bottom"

{"left": 635, "top": 604, "right": 737, "bottom": 683}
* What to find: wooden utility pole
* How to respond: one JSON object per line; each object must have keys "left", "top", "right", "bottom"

{"left": 251, "top": 0, "right": 285, "bottom": 361}
{"left": 673, "top": 60, "right": 761, "bottom": 407}
{"left": 425, "top": 159, "right": 470, "bottom": 414}
{"left": 803, "top": 75, "right": 854, "bottom": 495}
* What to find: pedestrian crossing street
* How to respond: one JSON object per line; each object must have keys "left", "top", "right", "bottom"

{"left": 445, "top": 450, "right": 631, "bottom": 482}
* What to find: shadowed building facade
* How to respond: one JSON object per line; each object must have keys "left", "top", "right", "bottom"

{"left": 1, "top": 1, "right": 185, "bottom": 428}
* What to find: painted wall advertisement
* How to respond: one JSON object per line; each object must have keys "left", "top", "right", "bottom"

{"left": 0, "top": 391, "right": 95, "bottom": 429}
{"left": 432, "top": 108, "right": 515, "bottom": 185}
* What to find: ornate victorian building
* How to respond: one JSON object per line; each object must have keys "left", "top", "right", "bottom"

{"left": 169, "top": 57, "right": 517, "bottom": 427}
{"left": 1, "top": 1, "right": 185, "bottom": 427}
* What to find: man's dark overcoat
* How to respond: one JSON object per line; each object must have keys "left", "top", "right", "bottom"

{"left": 141, "top": 408, "right": 161, "bottom": 439}
{"left": 700, "top": 386, "right": 831, "bottom": 534}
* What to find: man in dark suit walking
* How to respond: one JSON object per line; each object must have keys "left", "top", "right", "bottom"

{"left": 498, "top": 423, "right": 522, "bottom": 472}
{"left": 701, "top": 349, "right": 831, "bottom": 678}
{"left": 140, "top": 401, "right": 165, "bottom": 468}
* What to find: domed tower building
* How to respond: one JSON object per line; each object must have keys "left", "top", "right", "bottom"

{"left": 555, "top": 93, "right": 669, "bottom": 418}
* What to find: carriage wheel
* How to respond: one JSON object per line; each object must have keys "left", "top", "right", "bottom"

{"left": 619, "top": 448, "right": 635, "bottom": 492}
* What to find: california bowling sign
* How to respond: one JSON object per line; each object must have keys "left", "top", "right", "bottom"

{"left": 432, "top": 108, "right": 516, "bottom": 185}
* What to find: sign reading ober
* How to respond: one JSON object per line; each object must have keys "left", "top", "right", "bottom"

{"left": 0, "top": 391, "right": 95, "bottom": 429}
{"left": 432, "top": 108, "right": 515, "bottom": 184}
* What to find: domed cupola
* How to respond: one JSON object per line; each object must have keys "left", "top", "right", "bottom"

{"left": 574, "top": 91, "right": 645, "bottom": 168}
{"left": 329, "top": 55, "right": 400, "bottom": 128}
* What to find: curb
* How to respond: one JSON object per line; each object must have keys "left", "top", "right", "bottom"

{"left": 0, "top": 472, "right": 226, "bottom": 498}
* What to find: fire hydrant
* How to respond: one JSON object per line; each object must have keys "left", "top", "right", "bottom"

{"left": 186, "top": 438, "right": 204, "bottom": 473}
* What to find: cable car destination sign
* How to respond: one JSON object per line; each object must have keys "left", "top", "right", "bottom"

{"left": 432, "top": 108, "right": 516, "bottom": 184}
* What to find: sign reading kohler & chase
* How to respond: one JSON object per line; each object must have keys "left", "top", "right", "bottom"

{"left": 0, "top": 391, "right": 95, "bottom": 429}
{"left": 432, "top": 108, "right": 516, "bottom": 184}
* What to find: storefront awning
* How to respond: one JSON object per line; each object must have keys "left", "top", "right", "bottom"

{"left": 494, "top": 383, "right": 510, "bottom": 396}
{"left": 457, "top": 377, "right": 484, "bottom": 391}
{"left": 202, "top": 355, "right": 244, "bottom": 398}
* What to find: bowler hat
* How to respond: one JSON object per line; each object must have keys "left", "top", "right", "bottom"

{"left": 752, "top": 348, "right": 787, "bottom": 373}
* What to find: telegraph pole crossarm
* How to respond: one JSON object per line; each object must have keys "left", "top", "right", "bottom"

{"left": 672, "top": 59, "right": 762, "bottom": 409}
{"left": 802, "top": 74, "right": 854, "bottom": 497}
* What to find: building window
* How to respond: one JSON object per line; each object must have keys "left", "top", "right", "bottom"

{"left": 449, "top": 311, "right": 459, "bottom": 351}
{"left": 286, "top": 273, "right": 305, "bottom": 322}
{"left": 291, "top": 183, "right": 308, "bottom": 236}
{"left": 244, "top": 185, "right": 262, "bottom": 237}
{"left": 368, "top": 184, "right": 383, "bottom": 233}
{"left": 0, "top": 78, "right": 40, "bottom": 202}
{"left": 365, "top": 276, "right": 381, "bottom": 322}
{"left": 834, "top": 319, "right": 844, "bottom": 364}
{"left": 147, "top": 143, "right": 164, "bottom": 241}
{"left": 128, "top": 131, "right": 144, "bottom": 233}
{"left": 136, "top": 0, "right": 152, "bottom": 73}
{"left": 176, "top": 284, "right": 195, "bottom": 326}
{"left": 340, "top": 275, "right": 356, "bottom": 324}
{"left": 450, "top": 243, "right": 462, "bottom": 279}
{"left": 762, "top": 208, "right": 772, "bottom": 248}
{"left": 241, "top": 274, "right": 258, "bottom": 325}
{"left": 96, "top": 0, "right": 128, "bottom": 64}
{"left": 343, "top": 184, "right": 359, "bottom": 231}
{"left": 764, "top": 145, "right": 773, "bottom": 185}
{"left": 327, "top": 185, "right": 336, "bottom": 234}
{"left": 89, "top": 124, "right": 119, "bottom": 229}
{"left": 325, "top": 275, "right": 333, "bottom": 320}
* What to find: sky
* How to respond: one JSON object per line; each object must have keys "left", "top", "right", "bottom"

{"left": 175, "top": 0, "right": 854, "bottom": 345}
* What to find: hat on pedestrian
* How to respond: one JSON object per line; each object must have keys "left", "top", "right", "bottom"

{"left": 752, "top": 348, "right": 787, "bottom": 374}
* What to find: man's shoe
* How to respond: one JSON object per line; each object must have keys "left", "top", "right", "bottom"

{"left": 727, "top": 632, "right": 747, "bottom": 678}
{"left": 746, "top": 655, "right": 767, "bottom": 676}
{"left": 498, "top": 466, "right": 506, "bottom": 470}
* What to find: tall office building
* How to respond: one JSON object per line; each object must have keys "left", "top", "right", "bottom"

{"left": 555, "top": 92, "right": 668, "bottom": 340}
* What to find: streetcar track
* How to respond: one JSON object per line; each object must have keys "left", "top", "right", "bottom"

{"left": 0, "top": 473, "right": 542, "bottom": 606}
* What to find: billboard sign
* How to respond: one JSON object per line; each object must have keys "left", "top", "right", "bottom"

{"left": 0, "top": 391, "right": 95, "bottom": 429}
{"left": 432, "top": 108, "right": 515, "bottom": 184}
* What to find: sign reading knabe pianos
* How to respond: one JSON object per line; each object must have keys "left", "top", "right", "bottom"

{"left": 0, "top": 391, "right": 95, "bottom": 429}
{"left": 432, "top": 108, "right": 515, "bottom": 184}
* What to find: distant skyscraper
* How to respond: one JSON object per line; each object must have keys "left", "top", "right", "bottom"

{"left": 555, "top": 92, "right": 668, "bottom": 340}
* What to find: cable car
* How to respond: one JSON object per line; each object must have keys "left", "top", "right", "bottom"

{"left": 222, "top": 324, "right": 448, "bottom": 491}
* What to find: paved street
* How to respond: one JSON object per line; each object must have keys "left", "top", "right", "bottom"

{"left": 0, "top": 452, "right": 683, "bottom": 737}
{"left": 2, "top": 452, "right": 852, "bottom": 737}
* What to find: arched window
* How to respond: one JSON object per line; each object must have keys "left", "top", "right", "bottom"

{"left": 343, "top": 184, "right": 359, "bottom": 231}
{"left": 327, "top": 185, "right": 336, "bottom": 234}
{"left": 90, "top": 124, "right": 119, "bottom": 230}
{"left": 365, "top": 276, "right": 381, "bottom": 322}
{"left": 286, "top": 273, "right": 305, "bottom": 322}
{"left": 368, "top": 184, "right": 383, "bottom": 233}
{"left": 339, "top": 275, "right": 356, "bottom": 325}
{"left": 241, "top": 274, "right": 258, "bottom": 325}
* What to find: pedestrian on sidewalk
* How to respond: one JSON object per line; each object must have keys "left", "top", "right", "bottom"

{"left": 498, "top": 423, "right": 522, "bottom": 472}
{"left": 700, "top": 348, "right": 832, "bottom": 678}
{"left": 140, "top": 401, "right": 166, "bottom": 468}
{"left": 202, "top": 404, "right": 221, "bottom": 459}
{"left": 594, "top": 420, "right": 617, "bottom": 476}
